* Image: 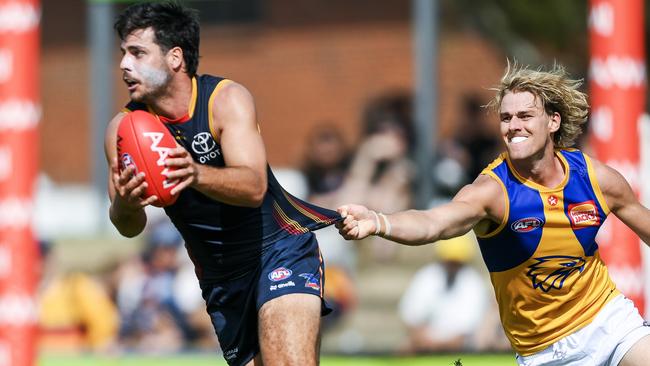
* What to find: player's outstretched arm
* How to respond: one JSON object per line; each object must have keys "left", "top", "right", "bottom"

{"left": 593, "top": 158, "right": 650, "bottom": 245}
{"left": 164, "top": 81, "right": 267, "bottom": 207}
{"left": 104, "top": 112, "right": 156, "bottom": 237}
{"left": 337, "top": 174, "right": 503, "bottom": 245}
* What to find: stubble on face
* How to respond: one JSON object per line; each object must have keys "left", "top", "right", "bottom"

{"left": 121, "top": 28, "right": 173, "bottom": 103}
{"left": 133, "top": 61, "right": 172, "bottom": 103}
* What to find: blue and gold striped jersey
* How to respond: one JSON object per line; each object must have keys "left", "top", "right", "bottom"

{"left": 477, "top": 148, "right": 619, "bottom": 355}
{"left": 124, "top": 75, "right": 340, "bottom": 284}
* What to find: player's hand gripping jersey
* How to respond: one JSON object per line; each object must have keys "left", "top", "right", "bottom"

{"left": 477, "top": 148, "right": 619, "bottom": 355}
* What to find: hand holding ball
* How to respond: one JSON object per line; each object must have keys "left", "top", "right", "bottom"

{"left": 117, "top": 110, "right": 179, "bottom": 207}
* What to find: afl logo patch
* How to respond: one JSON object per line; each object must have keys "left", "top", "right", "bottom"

{"left": 268, "top": 267, "right": 292, "bottom": 282}
{"left": 119, "top": 153, "right": 138, "bottom": 173}
{"left": 568, "top": 200, "right": 600, "bottom": 229}
{"left": 511, "top": 217, "right": 543, "bottom": 233}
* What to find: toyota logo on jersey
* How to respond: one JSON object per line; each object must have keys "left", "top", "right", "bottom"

{"left": 192, "top": 132, "right": 217, "bottom": 154}
{"left": 191, "top": 132, "right": 221, "bottom": 163}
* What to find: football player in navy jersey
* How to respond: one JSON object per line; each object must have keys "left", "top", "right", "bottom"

{"left": 104, "top": 2, "right": 339, "bottom": 366}
{"left": 337, "top": 62, "right": 650, "bottom": 366}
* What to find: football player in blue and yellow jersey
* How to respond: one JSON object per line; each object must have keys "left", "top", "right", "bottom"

{"left": 104, "top": 3, "right": 340, "bottom": 366}
{"left": 338, "top": 62, "right": 650, "bottom": 366}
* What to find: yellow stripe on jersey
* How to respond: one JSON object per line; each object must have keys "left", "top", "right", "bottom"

{"left": 504, "top": 150, "right": 570, "bottom": 192}
{"left": 281, "top": 190, "right": 333, "bottom": 225}
{"left": 187, "top": 77, "right": 198, "bottom": 119}
{"left": 272, "top": 201, "right": 309, "bottom": 234}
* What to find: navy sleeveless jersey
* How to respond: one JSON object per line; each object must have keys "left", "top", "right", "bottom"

{"left": 124, "top": 75, "right": 341, "bottom": 284}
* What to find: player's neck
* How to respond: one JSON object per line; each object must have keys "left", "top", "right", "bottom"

{"left": 148, "top": 74, "right": 193, "bottom": 120}
{"left": 510, "top": 145, "right": 565, "bottom": 188}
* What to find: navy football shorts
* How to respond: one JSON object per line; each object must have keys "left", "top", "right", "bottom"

{"left": 202, "top": 232, "right": 332, "bottom": 366}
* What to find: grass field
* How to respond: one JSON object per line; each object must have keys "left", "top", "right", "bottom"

{"left": 40, "top": 353, "right": 517, "bottom": 366}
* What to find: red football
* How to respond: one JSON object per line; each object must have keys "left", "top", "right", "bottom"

{"left": 116, "top": 110, "right": 179, "bottom": 207}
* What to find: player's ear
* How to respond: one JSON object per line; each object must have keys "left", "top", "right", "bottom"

{"left": 167, "top": 46, "right": 184, "bottom": 72}
{"left": 548, "top": 111, "right": 561, "bottom": 133}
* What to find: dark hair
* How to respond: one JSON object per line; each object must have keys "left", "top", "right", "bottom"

{"left": 302, "top": 124, "right": 351, "bottom": 195}
{"left": 362, "top": 92, "right": 414, "bottom": 151}
{"left": 115, "top": 1, "right": 200, "bottom": 76}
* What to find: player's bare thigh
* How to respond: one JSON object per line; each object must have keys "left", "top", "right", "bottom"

{"left": 619, "top": 334, "right": 650, "bottom": 366}
{"left": 257, "top": 293, "right": 322, "bottom": 366}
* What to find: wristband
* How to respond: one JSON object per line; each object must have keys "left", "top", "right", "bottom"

{"left": 378, "top": 213, "right": 391, "bottom": 237}
{"left": 370, "top": 210, "right": 381, "bottom": 235}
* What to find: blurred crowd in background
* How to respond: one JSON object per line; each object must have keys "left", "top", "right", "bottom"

{"left": 36, "top": 91, "right": 513, "bottom": 356}
{"left": 29, "top": 0, "right": 650, "bottom": 359}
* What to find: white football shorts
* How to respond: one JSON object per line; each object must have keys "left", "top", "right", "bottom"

{"left": 515, "top": 294, "right": 650, "bottom": 366}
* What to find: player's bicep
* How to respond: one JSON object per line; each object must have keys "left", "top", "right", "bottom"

{"left": 212, "top": 83, "right": 267, "bottom": 179}
{"left": 594, "top": 159, "right": 648, "bottom": 224}
{"left": 426, "top": 201, "right": 482, "bottom": 240}
{"left": 593, "top": 158, "right": 637, "bottom": 213}
{"left": 443, "top": 175, "right": 503, "bottom": 236}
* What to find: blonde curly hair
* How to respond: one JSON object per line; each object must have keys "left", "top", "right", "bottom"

{"left": 487, "top": 61, "right": 590, "bottom": 148}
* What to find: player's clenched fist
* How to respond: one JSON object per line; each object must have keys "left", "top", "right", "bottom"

{"left": 336, "top": 204, "right": 376, "bottom": 240}
{"left": 164, "top": 145, "right": 199, "bottom": 195}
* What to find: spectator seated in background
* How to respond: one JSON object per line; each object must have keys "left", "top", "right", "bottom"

{"left": 434, "top": 93, "right": 500, "bottom": 198}
{"left": 302, "top": 123, "right": 352, "bottom": 208}
{"left": 397, "top": 233, "right": 490, "bottom": 353}
{"left": 38, "top": 240, "right": 119, "bottom": 353}
{"left": 345, "top": 93, "right": 415, "bottom": 214}
{"left": 115, "top": 219, "right": 202, "bottom": 353}
{"left": 340, "top": 93, "right": 416, "bottom": 261}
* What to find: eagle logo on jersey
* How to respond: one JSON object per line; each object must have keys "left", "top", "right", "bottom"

{"left": 527, "top": 255, "right": 586, "bottom": 292}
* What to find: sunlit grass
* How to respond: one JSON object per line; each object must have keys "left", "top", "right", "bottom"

{"left": 40, "top": 353, "right": 516, "bottom": 366}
